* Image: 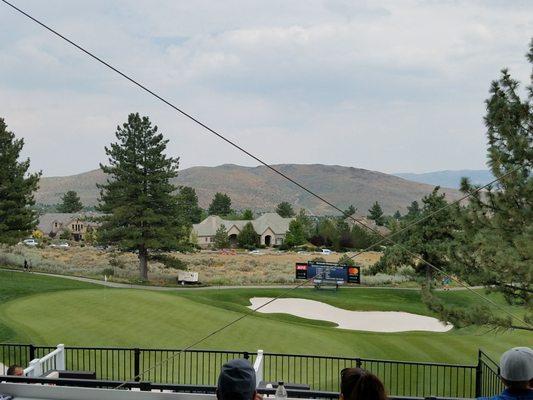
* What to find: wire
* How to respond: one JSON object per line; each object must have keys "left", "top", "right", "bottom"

{"left": 2, "top": 0, "right": 530, "bottom": 385}
{"left": 3, "top": 0, "right": 528, "bottom": 333}
{"left": 115, "top": 272, "right": 319, "bottom": 388}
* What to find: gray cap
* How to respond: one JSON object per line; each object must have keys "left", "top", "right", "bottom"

{"left": 500, "top": 347, "right": 533, "bottom": 381}
{"left": 217, "top": 359, "right": 256, "bottom": 400}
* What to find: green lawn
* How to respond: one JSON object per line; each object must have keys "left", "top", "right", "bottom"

{"left": 0, "top": 270, "right": 528, "bottom": 366}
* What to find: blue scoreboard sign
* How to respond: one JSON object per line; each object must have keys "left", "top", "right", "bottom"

{"left": 295, "top": 261, "right": 360, "bottom": 284}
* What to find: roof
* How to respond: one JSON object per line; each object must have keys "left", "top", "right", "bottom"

{"left": 192, "top": 212, "right": 293, "bottom": 236}
{"left": 37, "top": 212, "right": 102, "bottom": 232}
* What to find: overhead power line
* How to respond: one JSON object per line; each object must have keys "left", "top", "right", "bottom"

{"left": 2, "top": 0, "right": 530, "bottom": 385}
{"left": 2, "top": 0, "right": 529, "bottom": 327}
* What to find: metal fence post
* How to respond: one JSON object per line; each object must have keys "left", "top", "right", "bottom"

{"left": 475, "top": 349, "right": 483, "bottom": 398}
{"left": 29, "top": 344, "right": 35, "bottom": 362}
{"left": 134, "top": 348, "right": 140, "bottom": 382}
{"left": 355, "top": 358, "right": 362, "bottom": 368}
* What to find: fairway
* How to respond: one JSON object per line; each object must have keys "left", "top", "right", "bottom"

{"left": 0, "top": 270, "right": 529, "bottom": 366}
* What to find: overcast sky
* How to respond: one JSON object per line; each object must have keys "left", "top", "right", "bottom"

{"left": 1, "top": 0, "right": 531, "bottom": 177}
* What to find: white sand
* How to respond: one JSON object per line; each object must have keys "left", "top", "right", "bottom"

{"left": 248, "top": 297, "right": 453, "bottom": 333}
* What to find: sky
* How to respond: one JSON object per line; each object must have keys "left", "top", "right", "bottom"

{"left": 0, "top": 0, "right": 531, "bottom": 177}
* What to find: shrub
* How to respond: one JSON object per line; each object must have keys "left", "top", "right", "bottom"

{"left": 101, "top": 268, "right": 115, "bottom": 276}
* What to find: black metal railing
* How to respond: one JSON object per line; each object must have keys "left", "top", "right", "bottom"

{"left": 476, "top": 350, "right": 504, "bottom": 398}
{"left": 0, "top": 343, "right": 503, "bottom": 398}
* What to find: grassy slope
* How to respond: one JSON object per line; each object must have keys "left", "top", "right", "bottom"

{"left": 0, "top": 272, "right": 529, "bottom": 365}
{"left": 0, "top": 270, "right": 99, "bottom": 341}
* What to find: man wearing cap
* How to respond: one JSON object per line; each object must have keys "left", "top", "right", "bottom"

{"left": 216, "top": 359, "right": 263, "bottom": 400}
{"left": 479, "top": 347, "right": 533, "bottom": 400}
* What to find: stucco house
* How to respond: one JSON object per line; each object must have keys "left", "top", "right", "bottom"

{"left": 37, "top": 212, "right": 100, "bottom": 241}
{"left": 192, "top": 212, "right": 293, "bottom": 248}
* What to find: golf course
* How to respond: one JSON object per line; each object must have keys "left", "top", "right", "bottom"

{"left": 0, "top": 270, "right": 529, "bottom": 365}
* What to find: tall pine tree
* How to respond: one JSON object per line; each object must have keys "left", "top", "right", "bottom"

{"left": 97, "top": 113, "right": 181, "bottom": 280}
{"left": 449, "top": 40, "right": 533, "bottom": 326}
{"left": 0, "top": 118, "right": 41, "bottom": 244}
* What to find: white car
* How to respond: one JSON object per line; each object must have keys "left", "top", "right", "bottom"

{"left": 22, "top": 238, "right": 38, "bottom": 247}
{"left": 321, "top": 249, "right": 332, "bottom": 255}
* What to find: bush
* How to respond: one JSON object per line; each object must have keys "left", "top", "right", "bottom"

{"left": 337, "top": 254, "right": 356, "bottom": 266}
{"left": 101, "top": 268, "right": 115, "bottom": 276}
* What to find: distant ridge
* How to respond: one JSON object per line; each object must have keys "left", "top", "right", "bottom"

{"left": 37, "top": 164, "right": 462, "bottom": 215}
{"left": 394, "top": 170, "right": 494, "bottom": 189}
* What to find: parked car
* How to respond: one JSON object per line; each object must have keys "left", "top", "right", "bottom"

{"left": 321, "top": 249, "right": 332, "bottom": 255}
{"left": 249, "top": 250, "right": 263, "bottom": 255}
{"left": 22, "top": 238, "right": 38, "bottom": 247}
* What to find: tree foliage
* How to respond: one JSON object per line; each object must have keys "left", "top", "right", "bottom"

{"left": 213, "top": 224, "right": 230, "bottom": 249}
{"left": 0, "top": 118, "right": 41, "bottom": 244}
{"left": 176, "top": 186, "right": 203, "bottom": 225}
{"left": 237, "top": 221, "right": 259, "bottom": 248}
{"left": 241, "top": 209, "right": 254, "bottom": 220}
{"left": 276, "top": 201, "right": 295, "bottom": 218}
{"left": 97, "top": 113, "right": 182, "bottom": 280}
{"left": 367, "top": 201, "right": 385, "bottom": 226}
{"left": 208, "top": 193, "right": 232, "bottom": 216}
{"left": 57, "top": 191, "right": 83, "bottom": 213}
{"left": 447, "top": 41, "right": 533, "bottom": 326}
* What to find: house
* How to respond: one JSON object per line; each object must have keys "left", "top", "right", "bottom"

{"left": 37, "top": 212, "right": 101, "bottom": 241}
{"left": 192, "top": 212, "right": 293, "bottom": 248}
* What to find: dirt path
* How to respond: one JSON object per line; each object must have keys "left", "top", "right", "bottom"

{"left": 2, "top": 268, "right": 481, "bottom": 292}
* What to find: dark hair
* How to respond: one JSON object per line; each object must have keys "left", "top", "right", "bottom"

{"left": 6, "top": 365, "right": 21, "bottom": 376}
{"left": 349, "top": 372, "right": 387, "bottom": 400}
{"left": 341, "top": 368, "right": 365, "bottom": 398}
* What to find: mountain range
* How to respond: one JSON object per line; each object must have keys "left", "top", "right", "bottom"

{"left": 394, "top": 170, "right": 493, "bottom": 189}
{"left": 36, "top": 164, "right": 463, "bottom": 215}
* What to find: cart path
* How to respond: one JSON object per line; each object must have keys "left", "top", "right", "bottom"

{"left": 1, "top": 268, "right": 482, "bottom": 292}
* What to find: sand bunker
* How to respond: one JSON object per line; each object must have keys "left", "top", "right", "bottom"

{"left": 248, "top": 297, "right": 453, "bottom": 333}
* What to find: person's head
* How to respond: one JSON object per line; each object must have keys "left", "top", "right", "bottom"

{"left": 499, "top": 347, "right": 533, "bottom": 391}
{"left": 6, "top": 365, "right": 24, "bottom": 376}
{"left": 340, "top": 368, "right": 365, "bottom": 399}
{"left": 216, "top": 358, "right": 257, "bottom": 400}
{"left": 349, "top": 372, "right": 387, "bottom": 400}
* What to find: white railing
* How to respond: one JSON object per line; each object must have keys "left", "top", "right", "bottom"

{"left": 24, "top": 344, "right": 65, "bottom": 377}
{"left": 253, "top": 349, "right": 264, "bottom": 387}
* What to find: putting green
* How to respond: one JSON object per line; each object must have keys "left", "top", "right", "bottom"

{"left": 0, "top": 271, "right": 529, "bottom": 365}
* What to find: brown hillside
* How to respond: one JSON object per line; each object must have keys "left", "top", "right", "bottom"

{"left": 36, "top": 164, "right": 462, "bottom": 214}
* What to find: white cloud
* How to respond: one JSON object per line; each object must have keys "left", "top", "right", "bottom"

{"left": 0, "top": 0, "right": 531, "bottom": 176}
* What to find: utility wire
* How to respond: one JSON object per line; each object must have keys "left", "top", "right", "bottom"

{"left": 2, "top": 0, "right": 528, "bottom": 328}
{"left": 2, "top": 0, "right": 530, "bottom": 385}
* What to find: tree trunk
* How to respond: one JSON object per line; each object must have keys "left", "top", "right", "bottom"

{"left": 138, "top": 246, "right": 148, "bottom": 281}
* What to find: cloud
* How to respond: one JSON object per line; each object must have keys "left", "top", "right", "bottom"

{"left": 0, "top": 0, "right": 531, "bottom": 176}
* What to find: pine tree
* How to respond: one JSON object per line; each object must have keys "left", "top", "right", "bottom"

{"left": 213, "top": 224, "right": 229, "bottom": 249}
{"left": 97, "top": 113, "right": 181, "bottom": 280}
{"left": 176, "top": 186, "right": 203, "bottom": 225}
{"left": 57, "top": 190, "right": 83, "bottom": 213}
{"left": 208, "top": 193, "right": 232, "bottom": 216}
{"left": 393, "top": 210, "right": 402, "bottom": 220}
{"left": 405, "top": 201, "right": 421, "bottom": 220}
{"left": 449, "top": 40, "right": 533, "bottom": 326}
{"left": 0, "top": 118, "right": 41, "bottom": 244}
{"left": 344, "top": 205, "right": 357, "bottom": 217}
{"left": 367, "top": 201, "right": 385, "bottom": 226}
{"left": 241, "top": 209, "right": 254, "bottom": 220}
{"left": 237, "top": 222, "right": 259, "bottom": 248}
{"left": 276, "top": 201, "right": 295, "bottom": 218}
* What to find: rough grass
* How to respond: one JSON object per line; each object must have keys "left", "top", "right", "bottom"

{"left": 0, "top": 245, "right": 390, "bottom": 286}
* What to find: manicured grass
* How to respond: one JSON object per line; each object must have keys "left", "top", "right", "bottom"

{"left": 0, "top": 271, "right": 529, "bottom": 366}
